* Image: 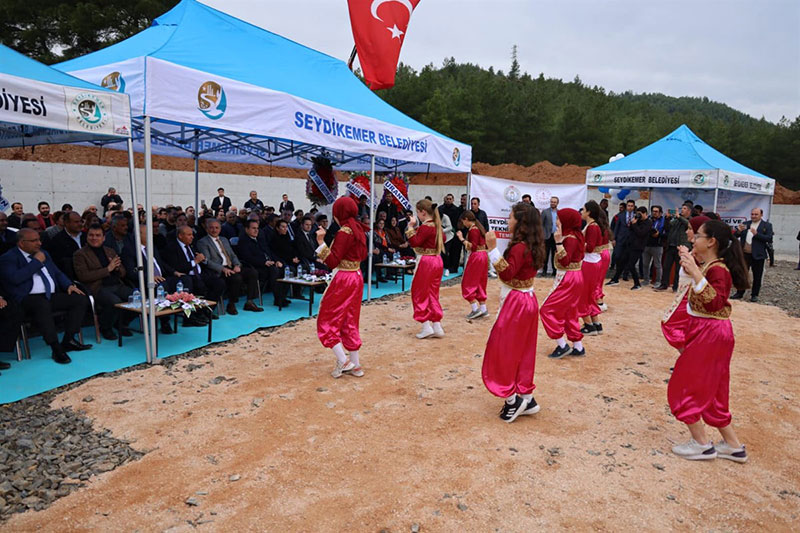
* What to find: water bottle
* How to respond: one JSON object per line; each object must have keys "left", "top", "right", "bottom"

{"left": 394, "top": 251, "right": 400, "bottom": 263}
{"left": 284, "top": 266, "right": 291, "bottom": 279}
{"left": 297, "top": 265, "right": 303, "bottom": 278}
{"left": 132, "top": 289, "right": 140, "bottom": 307}
{"left": 156, "top": 285, "right": 165, "bottom": 301}
{"left": 176, "top": 280, "right": 184, "bottom": 293}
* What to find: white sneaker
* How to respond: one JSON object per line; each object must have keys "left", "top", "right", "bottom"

{"left": 416, "top": 323, "right": 435, "bottom": 339}
{"left": 331, "top": 359, "right": 355, "bottom": 379}
{"left": 598, "top": 303, "right": 608, "bottom": 312}
{"left": 347, "top": 366, "right": 364, "bottom": 378}
{"left": 715, "top": 440, "right": 748, "bottom": 463}
{"left": 671, "top": 439, "right": 716, "bottom": 460}
{"left": 432, "top": 322, "right": 445, "bottom": 338}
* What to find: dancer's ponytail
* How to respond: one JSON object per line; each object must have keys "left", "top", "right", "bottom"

{"left": 702, "top": 220, "right": 750, "bottom": 291}
{"left": 416, "top": 199, "right": 444, "bottom": 254}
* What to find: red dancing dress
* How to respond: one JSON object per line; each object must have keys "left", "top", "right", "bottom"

{"left": 666, "top": 260, "right": 736, "bottom": 427}
{"left": 578, "top": 222, "right": 603, "bottom": 318}
{"left": 407, "top": 222, "right": 444, "bottom": 323}
{"left": 461, "top": 226, "right": 488, "bottom": 303}
{"left": 482, "top": 243, "right": 539, "bottom": 397}
{"left": 660, "top": 267, "right": 692, "bottom": 350}
{"left": 316, "top": 225, "right": 368, "bottom": 351}
{"left": 595, "top": 229, "right": 611, "bottom": 303}
{"left": 540, "top": 209, "right": 584, "bottom": 341}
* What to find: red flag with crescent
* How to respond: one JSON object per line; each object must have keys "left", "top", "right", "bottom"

{"left": 347, "top": 0, "right": 421, "bottom": 90}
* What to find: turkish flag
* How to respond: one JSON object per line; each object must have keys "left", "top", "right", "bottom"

{"left": 347, "top": 0, "right": 421, "bottom": 90}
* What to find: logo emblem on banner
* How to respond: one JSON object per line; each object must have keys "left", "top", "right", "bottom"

{"left": 0, "top": 184, "right": 9, "bottom": 213}
{"left": 534, "top": 188, "right": 551, "bottom": 206}
{"left": 722, "top": 174, "right": 730, "bottom": 186}
{"left": 198, "top": 81, "right": 227, "bottom": 120}
{"left": 503, "top": 186, "right": 521, "bottom": 204}
{"left": 452, "top": 147, "right": 461, "bottom": 166}
{"left": 692, "top": 173, "right": 706, "bottom": 185}
{"left": 70, "top": 93, "right": 109, "bottom": 131}
{"left": 101, "top": 72, "right": 126, "bottom": 92}
{"left": 593, "top": 174, "right": 602, "bottom": 182}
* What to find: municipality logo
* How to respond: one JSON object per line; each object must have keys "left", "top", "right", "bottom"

{"left": 101, "top": 72, "right": 125, "bottom": 92}
{"left": 70, "top": 93, "right": 109, "bottom": 131}
{"left": 723, "top": 174, "right": 730, "bottom": 186}
{"left": 197, "top": 81, "right": 227, "bottom": 120}
{"left": 503, "top": 186, "right": 521, "bottom": 204}
{"left": 452, "top": 147, "right": 461, "bottom": 166}
{"left": 593, "top": 174, "right": 602, "bottom": 182}
{"left": 692, "top": 173, "right": 706, "bottom": 185}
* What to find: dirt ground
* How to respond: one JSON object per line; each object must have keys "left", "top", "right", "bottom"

{"left": 4, "top": 279, "right": 800, "bottom": 532}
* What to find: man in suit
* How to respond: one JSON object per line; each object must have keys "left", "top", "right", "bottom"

{"left": 197, "top": 219, "right": 262, "bottom": 314}
{"left": 279, "top": 194, "right": 295, "bottom": 214}
{"left": 236, "top": 219, "right": 289, "bottom": 307}
{"left": 294, "top": 216, "right": 319, "bottom": 269}
{"left": 0, "top": 228, "right": 91, "bottom": 364}
{"left": 541, "top": 196, "right": 559, "bottom": 276}
{"left": 8, "top": 202, "right": 24, "bottom": 229}
{"left": 45, "top": 211, "right": 85, "bottom": 278}
{"left": 104, "top": 213, "right": 134, "bottom": 256}
{"left": 73, "top": 224, "right": 133, "bottom": 340}
{"left": 161, "top": 226, "right": 224, "bottom": 324}
{"left": 0, "top": 212, "right": 18, "bottom": 255}
{"left": 732, "top": 208, "right": 774, "bottom": 302}
{"left": 210, "top": 187, "right": 232, "bottom": 215}
{"left": 607, "top": 200, "right": 637, "bottom": 286}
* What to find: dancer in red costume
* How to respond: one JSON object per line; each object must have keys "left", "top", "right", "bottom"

{"left": 406, "top": 199, "right": 445, "bottom": 339}
{"left": 482, "top": 203, "right": 545, "bottom": 423}
{"left": 541, "top": 208, "right": 586, "bottom": 358}
{"left": 665, "top": 218, "right": 749, "bottom": 462}
{"left": 578, "top": 201, "right": 607, "bottom": 336}
{"left": 595, "top": 209, "right": 612, "bottom": 312}
{"left": 314, "top": 197, "right": 368, "bottom": 378}
{"left": 458, "top": 210, "right": 489, "bottom": 320}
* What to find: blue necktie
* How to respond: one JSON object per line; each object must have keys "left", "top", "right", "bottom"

{"left": 40, "top": 267, "right": 52, "bottom": 300}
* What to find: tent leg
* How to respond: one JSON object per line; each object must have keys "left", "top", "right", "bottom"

{"left": 127, "top": 138, "right": 151, "bottom": 364}
{"left": 713, "top": 186, "right": 720, "bottom": 214}
{"left": 194, "top": 153, "right": 200, "bottom": 217}
{"left": 144, "top": 116, "right": 158, "bottom": 363}
{"left": 367, "top": 155, "right": 375, "bottom": 301}
{"left": 467, "top": 172, "right": 472, "bottom": 205}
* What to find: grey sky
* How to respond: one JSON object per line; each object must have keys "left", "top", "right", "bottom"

{"left": 201, "top": 0, "right": 799, "bottom": 123}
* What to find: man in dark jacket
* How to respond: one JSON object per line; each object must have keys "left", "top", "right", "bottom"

{"left": 732, "top": 208, "right": 774, "bottom": 302}
{"left": 210, "top": 187, "right": 232, "bottom": 215}
{"left": 626, "top": 207, "right": 652, "bottom": 290}
{"left": 607, "top": 200, "right": 636, "bottom": 285}
{"left": 655, "top": 203, "right": 691, "bottom": 291}
{"left": 236, "top": 219, "right": 289, "bottom": 307}
{"left": 45, "top": 211, "right": 85, "bottom": 278}
{"left": 438, "top": 193, "right": 462, "bottom": 273}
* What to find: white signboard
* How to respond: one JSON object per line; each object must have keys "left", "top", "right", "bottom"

{"left": 649, "top": 188, "right": 771, "bottom": 227}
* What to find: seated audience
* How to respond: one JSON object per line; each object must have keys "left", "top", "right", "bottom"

{"left": 236, "top": 219, "right": 289, "bottom": 307}
{"left": 8, "top": 202, "right": 24, "bottom": 229}
{"left": 45, "top": 211, "right": 85, "bottom": 278}
{"left": 0, "top": 213, "right": 18, "bottom": 255}
{"left": 387, "top": 216, "right": 414, "bottom": 258}
{"left": 42, "top": 211, "right": 66, "bottom": 244}
{"left": 0, "top": 287, "right": 22, "bottom": 374}
{"left": 0, "top": 228, "right": 91, "bottom": 364}
{"left": 36, "top": 201, "right": 54, "bottom": 231}
{"left": 104, "top": 213, "right": 134, "bottom": 255}
{"left": 221, "top": 210, "right": 240, "bottom": 241}
{"left": 271, "top": 220, "right": 301, "bottom": 272}
{"left": 294, "top": 216, "right": 319, "bottom": 270}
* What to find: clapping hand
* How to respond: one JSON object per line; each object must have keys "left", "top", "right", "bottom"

{"left": 485, "top": 231, "right": 497, "bottom": 250}
{"left": 408, "top": 215, "right": 418, "bottom": 228}
{"left": 107, "top": 256, "right": 122, "bottom": 272}
{"left": 679, "top": 247, "right": 701, "bottom": 281}
{"left": 554, "top": 222, "right": 563, "bottom": 243}
{"left": 315, "top": 227, "right": 326, "bottom": 246}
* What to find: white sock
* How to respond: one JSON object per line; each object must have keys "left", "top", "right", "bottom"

{"left": 557, "top": 337, "right": 567, "bottom": 349}
{"left": 521, "top": 393, "right": 533, "bottom": 401}
{"left": 573, "top": 341, "right": 584, "bottom": 351}
{"left": 332, "top": 343, "right": 347, "bottom": 364}
{"left": 505, "top": 394, "right": 517, "bottom": 405}
{"left": 348, "top": 350, "right": 360, "bottom": 367}
{"left": 479, "top": 304, "right": 487, "bottom": 313}
{"left": 471, "top": 302, "right": 478, "bottom": 312}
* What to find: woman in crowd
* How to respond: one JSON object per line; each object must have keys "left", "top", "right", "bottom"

{"left": 386, "top": 216, "right": 414, "bottom": 258}
{"left": 595, "top": 209, "right": 612, "bottom": 312}
{"left": 373, "top": 219, "right": 393, "bottom": 282}
{"left": 458, "top": 210, "right": 489, "bottom": 319}
{"left": 578, "top": 201, "right": 605, "bottom": 335}
{"left": 665, "top": 218, "right": 749, "bottom": 463}
{"left": 482, "top": 203, "right": 545, "bottom": 423}
{"left": 541, "top": 208, "right": 586, "bottom": 358}
{"left": 314, "top": 196, "right": 369, "bottom": 378}
{"left": 406, "top": 199, "right": 445, "bottom": 339}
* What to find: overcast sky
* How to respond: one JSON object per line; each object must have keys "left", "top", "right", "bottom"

{"left": 201, "top": 0, "right": 799, "bottom": 123}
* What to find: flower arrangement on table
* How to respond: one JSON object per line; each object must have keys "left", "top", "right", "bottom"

{"left": 382, "top": 171, "right": 412, "bottom": 211}
{"left": 157, "top": 292, "right": 211, "bottom": 318}
{"left": 306, "top": 155, "right": 339, "bottom": 207}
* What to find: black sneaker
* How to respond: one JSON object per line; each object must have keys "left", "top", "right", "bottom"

{"left": 499, "top": 396, "right": 528, "bottom": 423}
{"left": 606, "top": 280, "right": 620, "bottom": 286}
{"left": 548, "top": 344, "right": 571, "bottom": 359}
{"left": 520, "top": 397, "right": 540, "bottom": 416}
{"left": 569, "top": 347, "right": 586, "bottom": 357}
{"left": 730, "top": 292, "right": 744, "bottom": 300}
{"left": 580, "top": 324, "right": 597, "bottom": 336}
{"left": 594, "top": 323, "right": 603, "bottom": 335}
{"left": 630, "top": 285, "right": 642, "bottom": 291}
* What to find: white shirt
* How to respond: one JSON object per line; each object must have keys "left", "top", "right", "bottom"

{"left": 140, "top": 245, "right": 163, "bottom": 277}
{"left": 211, "top": 237, "right": 231, "bottom": 267}
{"left": 745, "top": 220, "right": 760, "bottom": 245}
{"left": 67, "top": 231, "right": 82, "bottom": 248}
{"left": 22, "top": 250, "right": 56, "bottom": 295}
{"left": 180, "top": 241, "right": 201, "bottom": 274}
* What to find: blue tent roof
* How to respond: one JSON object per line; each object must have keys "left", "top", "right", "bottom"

{"left": 0, "top": 43, "right": 113, "bottom": 92}
{"left": 55, "top": 0, "right": 454, "bottom": 143}
{"left": 591, "top": 124, "right": 769, "bottom": 178}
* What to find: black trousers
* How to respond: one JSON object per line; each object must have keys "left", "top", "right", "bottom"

{"left": 0, "top": 298, "right": 22, "bottom": 353}
{"left": 445, "top": 238, "right": 462, "bottom": 272}
{"left": 611, "top": 244, "right": 639, "bottom": 285}
{"left": 740, "top": 253, "right": 765, "bottom": 297}
{"left": 253, "top": 265, "right": 287, "bottom": 305}
{"left": 544, "top": 236, "right": 557, "bottom": 275}
{"left": 94, "top": 284, "right": 134, "bottom": 331}
{"left": 661, "top": 246, "right": 681, "bottom": 290}
{"left": 20, "top": 292, "right": 88, "bottom": 346}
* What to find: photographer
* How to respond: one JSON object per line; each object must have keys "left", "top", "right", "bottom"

{"left": 655, "top": 203, "right": 691, "bottom": 291}
{"left": 623, "top": 206, "right": 651, "bottom": 290}
{"left": 642, "top": 205, "right": 665, "bottom": 286}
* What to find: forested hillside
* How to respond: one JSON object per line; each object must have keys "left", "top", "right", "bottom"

{"left": 378, "top": 59, "right": 800, "bottom": 190}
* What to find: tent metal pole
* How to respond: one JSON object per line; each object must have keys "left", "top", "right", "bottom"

{"left": 193, "top": 134, "right": 200, "bottom": 216}
{"left": 126, "top": 138, "right": 152, "bottom": 364}
{"left": 467, "top": 172, "right": 472, "bottom": 204}
{"left": 367, "top": 154, "right": 375, "bottom": 301}
{"left": 713, "top": 186, "right": 720, "bottom": 214}
{"left": 144, "top": 116, "right": 158, "bottom": 362}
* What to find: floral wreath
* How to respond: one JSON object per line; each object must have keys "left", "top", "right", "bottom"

{"left": 346, "top": 171, "right": 372, "bottom": 202}
{"left": 305, "top": 155, "right": 339, "bottom": 207}
{"left": 383, "top": 171, "right": 411, "bottom": 210}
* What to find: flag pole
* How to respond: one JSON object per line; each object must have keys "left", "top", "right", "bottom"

{"left": 347, "top": 45, "right": 358, "bottom": 71}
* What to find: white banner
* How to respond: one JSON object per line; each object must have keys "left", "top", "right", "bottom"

{"left": 649, "top": 188, "right": 771, "bottom": 227}
{"left": 470, "top": 174, "right": 587, "bottom": 253}
{"left": 586, "top": 168, "right": 775, "bottom": 197}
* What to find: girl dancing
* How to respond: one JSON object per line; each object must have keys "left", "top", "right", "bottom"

{"left": 459, "top": 210, "right": 489, "bottom": 319}
{"left": 407, "top": 199, "right": 445, "bottom": 339}
{"left": 482, "top": 203, "right": 545, "bottom": 423}
{"left": 595, "top": 209, "right": 612, "bottom": 312}
{"left": 541, "top": 208, "right": 586, "bottom": 358}
{"left": 578, "top": 201, "right": 605, "bottom": 335}
{"left": 315, "top": 197, "right": 368, "bottom": 378}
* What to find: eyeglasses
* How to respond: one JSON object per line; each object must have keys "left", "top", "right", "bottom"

{"left": 21, "top": 238, "right": 41, "bottom": 243}
{"left": 694, "top": 234, "right": 710, "bottom": 240}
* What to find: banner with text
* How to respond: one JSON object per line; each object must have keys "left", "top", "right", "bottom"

{"left": 650, "top": 188, "right": 771, "bottom": 227}
{"left": 470, "top": 174, "right": 587, "bottom": 253}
